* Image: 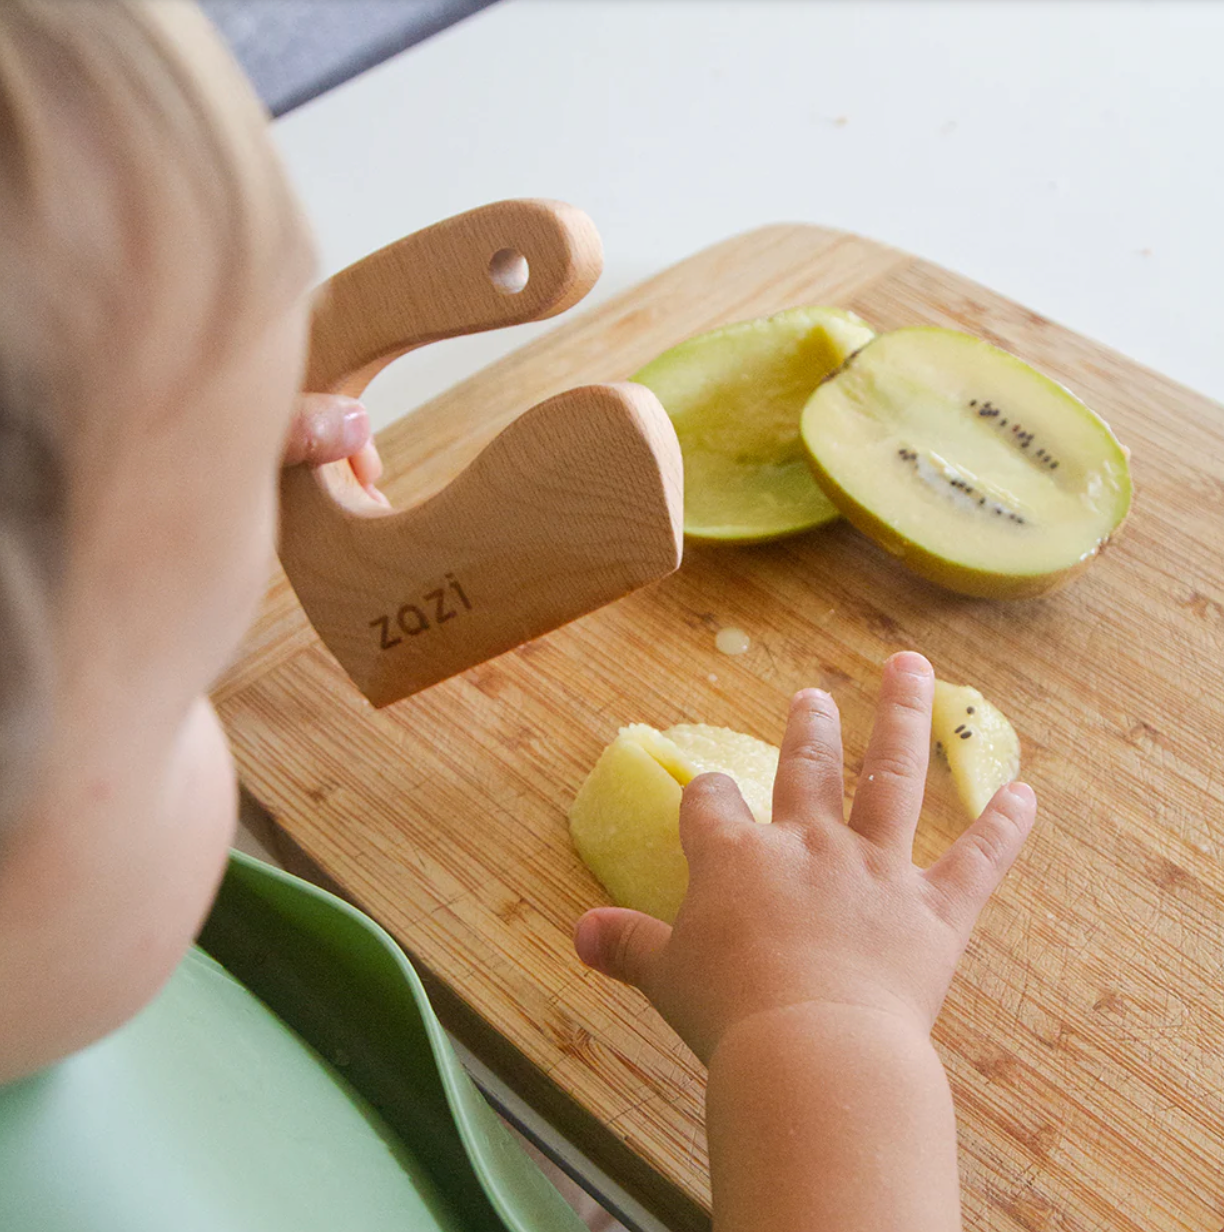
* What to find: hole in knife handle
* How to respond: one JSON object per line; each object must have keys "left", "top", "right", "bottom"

{"left": 489, "top": 248, "right": 529, "bottom": 295}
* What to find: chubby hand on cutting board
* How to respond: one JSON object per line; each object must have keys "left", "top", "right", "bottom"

{"left": 575, "top": 651, "right": 1037, "bottom": 1232}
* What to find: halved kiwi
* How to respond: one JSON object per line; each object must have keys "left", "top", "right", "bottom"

{"left": 800, "top": 328, "right": 1132, "bottom": 597}
{"left": 633, "top": 306, "right": 875, "bottom": 543}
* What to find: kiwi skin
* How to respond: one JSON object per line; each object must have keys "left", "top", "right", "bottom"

{"left": 803, "top": 463, "right": 1120, "bottom": 598}
{"left": 799, "top": 341, "right": 1133, "bottom": 600}
{"left": 683, "top": 516, "right": 834, "bottom": 547}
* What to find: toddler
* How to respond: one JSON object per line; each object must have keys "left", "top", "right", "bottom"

{"left": 0, "top": 4, "right": 1035, "bottom": 1229}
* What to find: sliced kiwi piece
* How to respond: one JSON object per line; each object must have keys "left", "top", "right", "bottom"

{"left": 633, "top": 306, "right": 875, "bottom": 543}
{"left": 800, "top": 328, "right": 1132, "bottom": 597}
{"left": 931, "top": 680, "right": 1020, "bottom": 818}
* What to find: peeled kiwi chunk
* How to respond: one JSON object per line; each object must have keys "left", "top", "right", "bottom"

{"left": 931, "top": 680, "right": 1020, "bottom": 818}
{"left": 800, "top": 328, "right": 1132, "bottom": 597}
{"left": 633, "top": 306, "right": 875, "bottom": 543}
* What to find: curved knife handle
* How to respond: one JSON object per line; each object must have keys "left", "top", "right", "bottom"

{"left": 306, "top": 198, "right": 604, "bottom": 397}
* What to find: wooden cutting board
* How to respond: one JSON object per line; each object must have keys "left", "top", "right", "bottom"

{"left": 215, "top": 225, "right": 1224, "bottom": 1232}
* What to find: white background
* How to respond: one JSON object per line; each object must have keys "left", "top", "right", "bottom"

{"left": 274, "top": 0, "right": 1224, "bottom": 429}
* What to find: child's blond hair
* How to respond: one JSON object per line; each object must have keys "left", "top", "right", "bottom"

{"left": 0, "top": 0, "right": 314, "bottom": 830}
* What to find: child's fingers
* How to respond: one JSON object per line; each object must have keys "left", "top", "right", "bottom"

{"left": 354, "top": 441, "right": 392, "bottom": 506}
{"left": 574, "top": 907, "right": 671, "bottom": 1002}
{"left": 349, "top": 439, "right": 384, "bottom": 487}
{"left": 771, "top": 689, "right": 845, "bottom": 829}
{"left": 924, "top": 782, "right": 1037, "bottom": 929}
{"left": 679, "top": 773, "right": 757, "bottom": 867}
{"left": 282, "top": 394, "right": 370, "bottom": 467}
{"left": 848, "top": 652, "right": 935, "bottom": 851}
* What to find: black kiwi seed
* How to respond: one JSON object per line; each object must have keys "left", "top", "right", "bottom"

{"left": 960, "top": 730, "right": 972, "bottom": 740}
{"left": 966, "top": 706, "right": 975, "bottom": 714}
{"left": 954, "top": 724, "right": 965, "bottom": 734}
{"left": 983, "top": 410, "right": 1058, "bottom": 466}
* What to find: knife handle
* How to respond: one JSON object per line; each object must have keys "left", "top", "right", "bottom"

{"left": 306, "top": 198, "right": 604, "bottom": 398}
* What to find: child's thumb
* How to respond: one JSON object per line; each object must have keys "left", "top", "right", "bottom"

{"left": 574, "top": 907, "right": 670, "bottom": 999}
{"left": 283, "top": 394, "right": 370, "bottom": 467}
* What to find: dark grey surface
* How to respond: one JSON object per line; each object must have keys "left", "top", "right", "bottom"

{"left": 201, "top": 0, "right": 500, "bottom": 116}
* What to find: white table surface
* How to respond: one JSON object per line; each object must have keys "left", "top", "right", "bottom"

{"left": 274, "top": 0, "right": 1224, "bottom": 429}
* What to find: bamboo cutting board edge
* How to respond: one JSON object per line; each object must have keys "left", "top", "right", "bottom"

{"left": 218, "top": 224, "right": 1224, "bottom": 1232}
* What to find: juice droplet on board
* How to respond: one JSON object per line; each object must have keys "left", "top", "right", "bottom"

{"left": 715, "top": 627, "right": 751, "bottom": 656}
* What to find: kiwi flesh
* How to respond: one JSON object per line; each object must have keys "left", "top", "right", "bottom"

{"left": 799, "top": 328, "right": 1132, "bottom": 597}
{"left": 633, "top": 306, "right": 875, "bottom": 543}
{"left": 931, "top": 680, "right": 1020, "bottom": 818}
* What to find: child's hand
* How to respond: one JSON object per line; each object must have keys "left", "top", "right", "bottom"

{"left": 574, "top": 651, "right": 1036, "bottom": 1064}
{"left": 282, "top": 393, "right": 389, "bottom": 504}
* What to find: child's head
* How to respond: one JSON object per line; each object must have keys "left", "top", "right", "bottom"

{"left": 0, "top": 0, "right": 317, "bottom": 1079}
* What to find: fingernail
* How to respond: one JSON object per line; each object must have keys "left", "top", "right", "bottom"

{"left": 793, "top": 687, "right": 830, "bottom": 705}
{"left": 889, "top": 651, "right": 932, "bottom": 677}
{"left": 684, "top": 772, "right": 727, "bottom": 798}
{"left": 573, "top": 913, "right": 602, "bottom": 968}
{"left": 339, "top": 404, "right": 370, "bottom": 455}
{"left": 365, "top": 484, "right": 392, "bottom": 507}
{"left": 1007, "top": 782, "right": 1036, "bottom": 806}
